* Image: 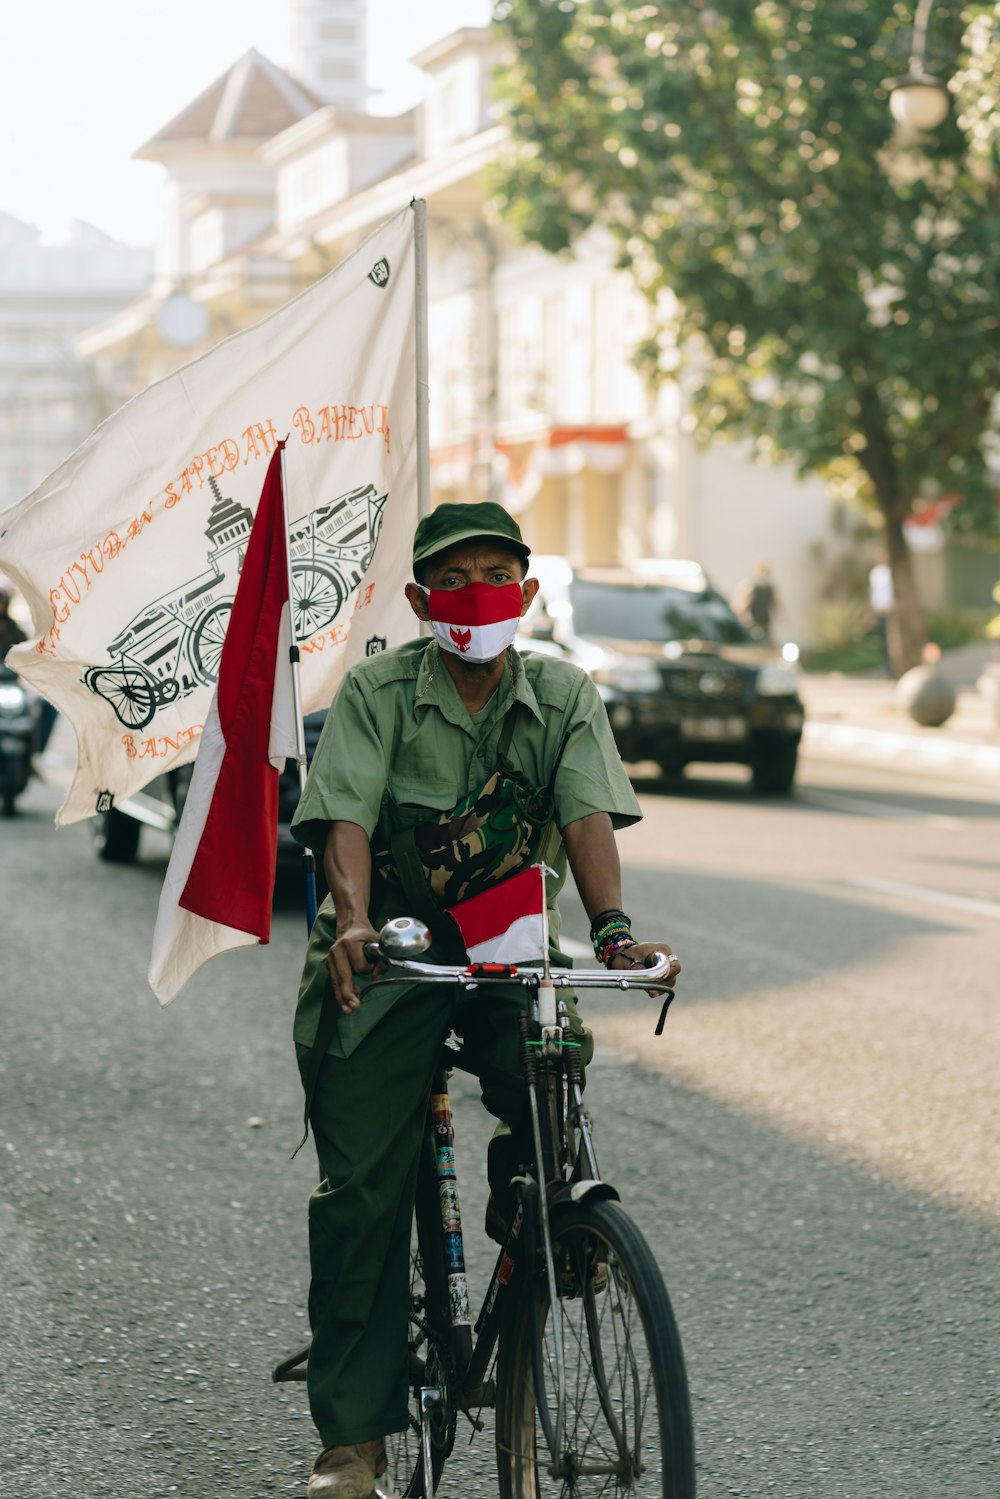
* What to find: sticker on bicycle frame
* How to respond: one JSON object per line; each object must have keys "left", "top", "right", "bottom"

{"left": 435, "top": 1144, "right": 455, "bottom": 1173}
{"left": 447, "top": 1273, "right": 471, "bottom": 1326}
{"left": 438, "top": 1180, "right": 461, "bottom": 1232}
{"left": 431, "top": 1095, "right": 452, "bottom": 1138}
{"left": 443, "top": 1230, "right": 466, "bottom": 1272}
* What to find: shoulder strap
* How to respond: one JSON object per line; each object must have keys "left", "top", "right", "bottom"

{"left": 496, "top": 701, "right": 519, "bottom": 762}
{"left": 389, "top": 826, "right": 447, "bottom": 929}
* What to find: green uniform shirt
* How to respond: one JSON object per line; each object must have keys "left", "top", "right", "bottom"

{"left": 290, "top": 637, "right": 641, "bottom": 1056}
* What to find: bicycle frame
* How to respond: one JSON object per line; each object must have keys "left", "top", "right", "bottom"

{"left": 272, "top": 921, "right": 680, "bottom": 1494}
{"left": 375, "top": 951, "right": 676, "bottom": 1496}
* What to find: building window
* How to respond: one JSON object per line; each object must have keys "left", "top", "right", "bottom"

{"left": 319, "top": 20, "right": 355, "bottom": 41}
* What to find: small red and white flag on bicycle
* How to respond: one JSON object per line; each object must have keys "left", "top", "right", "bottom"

{"left": 148, "top": 446, "right": 296, "bottom": 1004}
{"left": 447, "top": 865, "right": 548, "bottom": 965}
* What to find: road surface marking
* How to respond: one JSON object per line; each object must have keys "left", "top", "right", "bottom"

{"left": 852, "top": 876, "right": 1000, "bottom": 921}
{"left": 802, "top": 720, "right": 1000, "bottom": 778}
{"left": 559, "top": 936, "right": 593, "bottom": 960}
{"left": 803, "top": 788, "right": 963, "bottom": 831}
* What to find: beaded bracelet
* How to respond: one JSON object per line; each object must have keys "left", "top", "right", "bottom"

{"left": 592, "top": 918, "right": 631, "bottom": 951}
{"left": 592, "top": 925, "right": 630, "bottom": 959}
{"left": 592, "top": 910, "right": 633, "bottom": 963}
{"left": 589, "top": 907, "right": 628, "bottom": 941}
{"left": 602, "top": 936, "right": 638, "bottom": 968}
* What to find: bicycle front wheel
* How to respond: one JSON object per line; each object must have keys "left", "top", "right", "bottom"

{"left": 495, "top": 1198, "right": 695, "bottom": 1498}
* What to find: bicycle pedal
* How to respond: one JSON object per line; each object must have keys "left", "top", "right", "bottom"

{"left": 272, "top": 1342, "right": 310, "bottom": 1381}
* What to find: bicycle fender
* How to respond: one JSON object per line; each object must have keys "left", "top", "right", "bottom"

{"left": 551, "top": 1179, "right": 620, "bottom": 1212}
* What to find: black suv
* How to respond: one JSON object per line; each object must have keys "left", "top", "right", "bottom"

{"left": 520, "top": 560, "right": 805, "bottom": 793}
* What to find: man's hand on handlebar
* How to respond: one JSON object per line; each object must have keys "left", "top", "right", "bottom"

{"left": 325, "top": 921, "right": 382, "bottom": 1015}
{"left": 607, "top": 940, "right": 681, "bottom": 998}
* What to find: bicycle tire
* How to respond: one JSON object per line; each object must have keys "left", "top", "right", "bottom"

{"left": 495, "top": 1197, "right": 695, "bottom": 1498}
{"left": 386, "top": 1132, "right": 456, "bottom": 1498}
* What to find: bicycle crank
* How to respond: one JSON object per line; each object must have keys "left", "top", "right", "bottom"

{"left": 419, "top": 1385, "right": 446, "bottom": 1497}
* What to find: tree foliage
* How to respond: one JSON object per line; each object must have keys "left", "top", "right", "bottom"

{"left": 491, "top": 0, "right": 1000, "bottom": 557}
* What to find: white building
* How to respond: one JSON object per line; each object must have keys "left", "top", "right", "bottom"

{"left": 0, "top": 214, "right": 152, "bottom": 516}
{"left": 78, "top": 51, "right": 328, "bottom": 402}
{"left": 259, "top": 26, "right": 837, "bottom": 642}
{"left": 76, "top": 23, "right": 841, "bottom": 644}
{"left": 289, "top": 0, "right": 367, "bottom": 111}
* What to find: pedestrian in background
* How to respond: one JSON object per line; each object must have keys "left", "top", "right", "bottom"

{"left": 733, "top": 561, "right": 781, "bottom": 643}
{"left": 0, "top": 584, "right": 59, "bottom": 748}
{"left": 868, "top": 551, "right": 895, "bottom": 677}
{"left": 0, "top": 587, "right": 25, "bottom": 664}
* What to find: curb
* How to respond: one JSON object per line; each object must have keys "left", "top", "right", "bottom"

{"left": 802, "top": 720, "right": 1000, "bottom": 780}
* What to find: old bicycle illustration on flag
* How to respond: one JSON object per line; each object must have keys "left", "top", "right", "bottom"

{"left": 83, "top": 477, "right": 387, "bottom": 731}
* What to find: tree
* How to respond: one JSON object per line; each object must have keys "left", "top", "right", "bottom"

{"left": 492, "top": 0, "right": 1000, "bottom": 672}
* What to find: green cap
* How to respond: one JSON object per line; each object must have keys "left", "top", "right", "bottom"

{"left": 412, "top": 501, "right": 531, "bottom": 575}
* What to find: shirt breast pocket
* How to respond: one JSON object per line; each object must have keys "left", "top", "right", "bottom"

{"left": 388, "top": 765, "right": 458, "bottom": 813}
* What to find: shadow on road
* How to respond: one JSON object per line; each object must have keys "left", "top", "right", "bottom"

{"left": 595, "top": 1057, "right": 1000, "bottom": 1499}
{"left": 4, "top": 777, "right": 998, "bottom": 1499}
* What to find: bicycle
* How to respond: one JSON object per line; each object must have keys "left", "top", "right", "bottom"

{"left": 275, "top": 914, "right": 696, "bottom": 1498}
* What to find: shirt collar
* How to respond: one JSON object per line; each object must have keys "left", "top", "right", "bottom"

{"left": 414, "top": 642, "right": 545, "bottom": 728}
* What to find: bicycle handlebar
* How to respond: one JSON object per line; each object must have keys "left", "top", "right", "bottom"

{"left": 361, "top": 936, "right": 675, "bottom": 994}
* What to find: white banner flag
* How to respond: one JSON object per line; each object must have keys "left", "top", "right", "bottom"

{"left": 0, "top": 205, "right": 417, "bottom": 825}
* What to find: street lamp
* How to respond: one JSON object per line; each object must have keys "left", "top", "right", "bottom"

{"left": 887, "top": 0, "right": 950, "bottom": 131}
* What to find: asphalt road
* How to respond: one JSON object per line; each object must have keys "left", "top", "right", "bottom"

{"left": 1, "top": 747, "right": 997, "bottom": 1498}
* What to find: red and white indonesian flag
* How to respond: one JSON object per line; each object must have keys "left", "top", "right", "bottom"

{"left": 148, "top": 448, "right": 294, "bottom": 1003}
{"left": 447, "top": 865, "right": 548, "bottom": 965}
{"left": 0, "top": 205, "right": 417, "bottom": 826}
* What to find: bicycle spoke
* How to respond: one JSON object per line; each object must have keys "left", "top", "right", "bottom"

{"left": 496, "top": 1200, "right": 694, "bottom": 1498}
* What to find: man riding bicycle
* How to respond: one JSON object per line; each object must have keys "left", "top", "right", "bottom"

{"left": 290, "top": 501, "right": 681, "bottom": 1498}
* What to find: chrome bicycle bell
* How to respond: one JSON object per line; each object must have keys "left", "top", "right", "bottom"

{"left": 378, "top": 916, "right": 432, "bottom": 959}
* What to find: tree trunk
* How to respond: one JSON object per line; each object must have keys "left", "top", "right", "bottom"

{"left": 882, "top": 509, "right": 925, "bottom": 677}
{"left": 857, "top": 384, "right": 925, "bottom": 675}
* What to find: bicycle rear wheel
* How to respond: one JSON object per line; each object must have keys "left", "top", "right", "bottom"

{"left": 495, "top": 1197, "right": 695, "bottom": 1498}
{"left": 386, "top": 1135, "right": 456, "bottom": 1498}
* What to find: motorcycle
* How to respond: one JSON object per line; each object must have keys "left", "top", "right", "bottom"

{"left": 0, "top": 664, "right": 39, "bottom": 815}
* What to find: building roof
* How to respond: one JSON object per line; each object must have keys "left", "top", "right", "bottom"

{"left": 135, "top": 49, "right": 326, "bottom": 158}
{"left": 410, "top": 25, "right": 496, "bottom": 71}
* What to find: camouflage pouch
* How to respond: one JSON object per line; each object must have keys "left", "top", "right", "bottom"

{"left": 373, "top": 707, "right": 562, "bottom": 921}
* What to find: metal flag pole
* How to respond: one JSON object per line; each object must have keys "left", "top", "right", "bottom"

{"left": 278, "top": 438, "right": 318, "bottom": 931}
{"left": 413, "top": 198, "right": 431, "bottom": 521}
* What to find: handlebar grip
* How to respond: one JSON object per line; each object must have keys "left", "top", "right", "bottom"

{"left": 623, "top": 949, "right": 673, "bottom": 981}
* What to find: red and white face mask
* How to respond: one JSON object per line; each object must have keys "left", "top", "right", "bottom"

{"left": 422, "top": 582, "right": 524, "bottom": 662}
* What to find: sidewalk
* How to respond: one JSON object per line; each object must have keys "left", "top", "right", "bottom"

{"left": 800, "top": 646, "right": 1000, "bottom": 785}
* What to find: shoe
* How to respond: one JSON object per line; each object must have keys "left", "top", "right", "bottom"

{"left": 307, "top": 1438, "right": 398, "bottom": 1499}
{"left": 558, "top": 1249, "right": 609, "bottom": 1298}
{"left": 488, "top": 1193, "right": 608, "bottom": 1293}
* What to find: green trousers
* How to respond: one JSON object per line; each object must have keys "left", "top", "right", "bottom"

{"left": 297, "top": 979, "right": 591, "bottom": 1448}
